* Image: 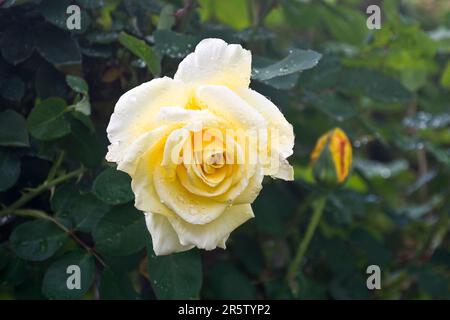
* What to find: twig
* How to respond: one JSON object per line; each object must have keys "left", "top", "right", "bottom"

{"left": 0, "top": 167, "right": 85, "bottom": 217}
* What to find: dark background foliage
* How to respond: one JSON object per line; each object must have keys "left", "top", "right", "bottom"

{"left": 0, "top": 0, "right": 449, "bottom": 300}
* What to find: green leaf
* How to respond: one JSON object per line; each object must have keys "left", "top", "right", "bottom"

{"left": 337, "top": 68, "right": 412, "bottom": 103}
{"left": 147, "top": 241, "right": 202, "bottom": 299}
{"left": 76, "top": 0, "right": 104, "bottom": 9}
{"left": 42, "top": 251, "right": 95, "bottom": 299}
{"left": 206, "top": 262, "right": 255, "bottom": 299}
{"left": 230, "top": 234, "right": 264, "bottom": 276}
{"left": 440, "top": 61, "right": 450, "bottom": 88}
{"left": 252, "top": 56, "right": 299, "bottom": 90}
{"left": 0, "top": 110, "right": 29, "bottom": 147}
{"left": 71, "top": 111, "right": 95, "bottom": 132}
{"left": 252, "top": 49, "right": 322, "bottom": 81}
{"left": 63, "top": 115, "right": 102, "bottom": 167}
{"left": 69, "top": 95, "right": 91, "bottom": 116}
{"left": 35, "top": 25, "right": 81, "bottom": 65}
{"left": 0, "top": 75, "right": 25, "bottom": 101}
{"left": 102, "top": 252, "right": 143, "bottom": 273}
{"left": 51, "top": 183, "right": 78, "bottom": 227}
{"left": 93, "top": 204, "right": 146, "bottom": 256}
{"left": 157, "top": 4, "right": 175, "bottom": 30}
{"left": 253, "top": 182, "right": 297, "bottom": 236}
{"left": 38, "top": 0, "right": 71, "bottom": 30}
{"left": 9, "top": 220, "right": 68, "bottom": 261}
{"left": 53, "top": 189, "right": 110, "bottom": 233}
{"left": 354, "top": 159, "right": 409, "bottom": 179}
{"left": 66, "top": 75, "right": 89, "bottom": 94}
{"left": 298, "top": 56, "right": 342, "bottom": 90}
{"left": 99, "top": 268, "right": 138, "bottom": 300}
{"left": 295, "top": 273, "right": 327, "bottom": 299}
{"left": 92, "top": 167, "right": 134, "bottom": 205}
{"left": 0, "top": 245, "right": 8, "bottom": 271}
{"left": 198, "top": 0, "right": 251, "bottom": 30}
{"left": 35, "top": 63, "right": 68, "bottom": 99}
{"left": 305, "top": 92, "right": 357, "bottom": 121}
{"left": 39, "top": 0, "right": 89, "bottom": 33}
{"left": 0, "top": 148, "right": 21, "bottom": 192}
{"left": 0, "top": 256, "right": 28, "bottom": 287}
{"left": 154, "top": 30, "right": 198, "bottom": 59}
{"left": 321, "top": 5, "right": 368, "bottom": 46}
{"left": 70, "top": 193, "right": 110, "bottom": 233}
{"left": 0, "top": 23, "right": 34, "bottom": 65}
{"left": 27, "top": 97, "right": 71, "bottom": 141}
{"left": 118, "top": 32, "right": 161, "bottom": 76}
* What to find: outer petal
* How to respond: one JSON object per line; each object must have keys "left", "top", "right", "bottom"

{"left": 106, "top": 77, "right": 189, "bottom": 164}
{"left": 167, "top": 204, "right": 254, "bottom": 250}
{"left": 145, "top": 212, "right": 193, "bottom": 255}
{"left": 233, "top": 166, "right": 264, "bottom": 204}
{"left": 272, "top": 156, "right": 294, "bottom": 181}
{"left": 236, "top": 87, "right": 294, "bottom": 159}
{"left": 117, "top": 125, "right": 173, "bottom": 175}
{"left": 131, "top": 146, "right": 174, "bottom": 217}
{"left": 175, "top": 38, "right": 251, "bottom": 89}
{"left": 196, "top": 85, "right": 267, "bottom": 130}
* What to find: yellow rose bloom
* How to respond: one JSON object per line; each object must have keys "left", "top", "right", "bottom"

{"left": 106, "top": 38, "right": 294, "bottom": 255}
{"left": 310, "top": 128, "right": 352, "bottom": 185}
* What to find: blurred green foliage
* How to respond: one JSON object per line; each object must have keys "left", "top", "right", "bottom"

{"left": 0, "top": 0, "right": 449, "bottom": 300}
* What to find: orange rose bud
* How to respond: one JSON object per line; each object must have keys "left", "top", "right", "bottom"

{"left": 310, "top": 128, "right": 352, "bottom": 186}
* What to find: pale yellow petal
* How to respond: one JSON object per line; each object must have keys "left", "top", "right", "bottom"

{"left": 106, "top": 77, "right": 189, "bottom": 164}
{"left": 233, "top": 166, "right": 264, "bottom": 204}
{"left": 131, "top": 147, "right": 174, "bottom": 217}
{"left": 145, "top": 212, "right": 193, "bottom": 256}
{"left": 174, "top": 38, "right": 251, "bottom": 89}
{"left": 236, "top": 87, "right": 294, "bottom": 159}
{"left": 167, "top": 204, "right": 254, "bottom": 250}
{"left": 117, "top": 125, "right": 173, "bottom": 175}
{"left": 196, "top": 85, "right": 267, "bottom": 130}
{"left": 153, "top": 164, "right": 228, "bottom": 225}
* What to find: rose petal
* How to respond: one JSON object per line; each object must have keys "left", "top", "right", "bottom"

{"left": 145, "top": 212, "right": 193, "bottom": 255}
{"left": 167, "top": 204, "right": 254, "bottom": 250}
{"left": 175, "top": 38, "right": 251, "bottom": 89}
{"left": 236, "top": 87, "right": 295, "bottom": 159}
{"left": 153, "top": 163, "right": 228, "bottom": 225}
{"left": 196, "top": 85, "right": 267, "bottom": 130}
{"left": 117, "top": 125, "right": 171, "bottom": 175}
{"left": 106, "top": 77, "right": 189, "bottom": 165}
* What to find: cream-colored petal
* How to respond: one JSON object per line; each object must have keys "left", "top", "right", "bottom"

{"left": 233, "top": 166, "right": 264, "bottom": 204}
{"left": 236, "top": 87, "right": 294, "bottom": 159}
{"left": 271, "top": 156, "right": 294, "bottom": 181}
{"left": 196, "top": 85, "right": 267, "bottom": 131}
{"left": 132, "top": 148, "right": 174, "bottom": 217}
{"left": 153, "top": 164, "right": 228, "bottom": 225}
{"left": 117, "top": 125, "right": 172, "bottom": 175}
{"left": 145, "top": 212, "right": 193, "bottom": 256}
{"left": 106, "top": 77, "right": 189, "bottom": 164}
{"left": 174, "top": 38, "right": 251, "bottom": 89}
{"left": 167, "top": 204, "right": 254, "bottom": 250}
{"left": 157, "top": 106, "right": 218, "bottom": 125}
{"left": 161, "top": 128, "right": 191, "bottom": 180}
{"left": 218, "top": 235, "right": 230, "bottom": 249}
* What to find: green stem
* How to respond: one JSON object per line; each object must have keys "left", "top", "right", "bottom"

{"left": 47, "top": 150, "right": 65, "bottom": 181}
{"left": 0, "top": 167, "right": 85, "bottom": 217}
{"left": 288, "top": 191, "right": 317, "bottom": 240}
{"left": 286, "top": 196, "right": 327, "bottom": 294}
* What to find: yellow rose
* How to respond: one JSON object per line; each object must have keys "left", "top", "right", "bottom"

{"left": 310, "top": 128, "right": 352, "bottom": 186}
{"left": 106, "top": 38, "right": 294, "bottom": 255}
